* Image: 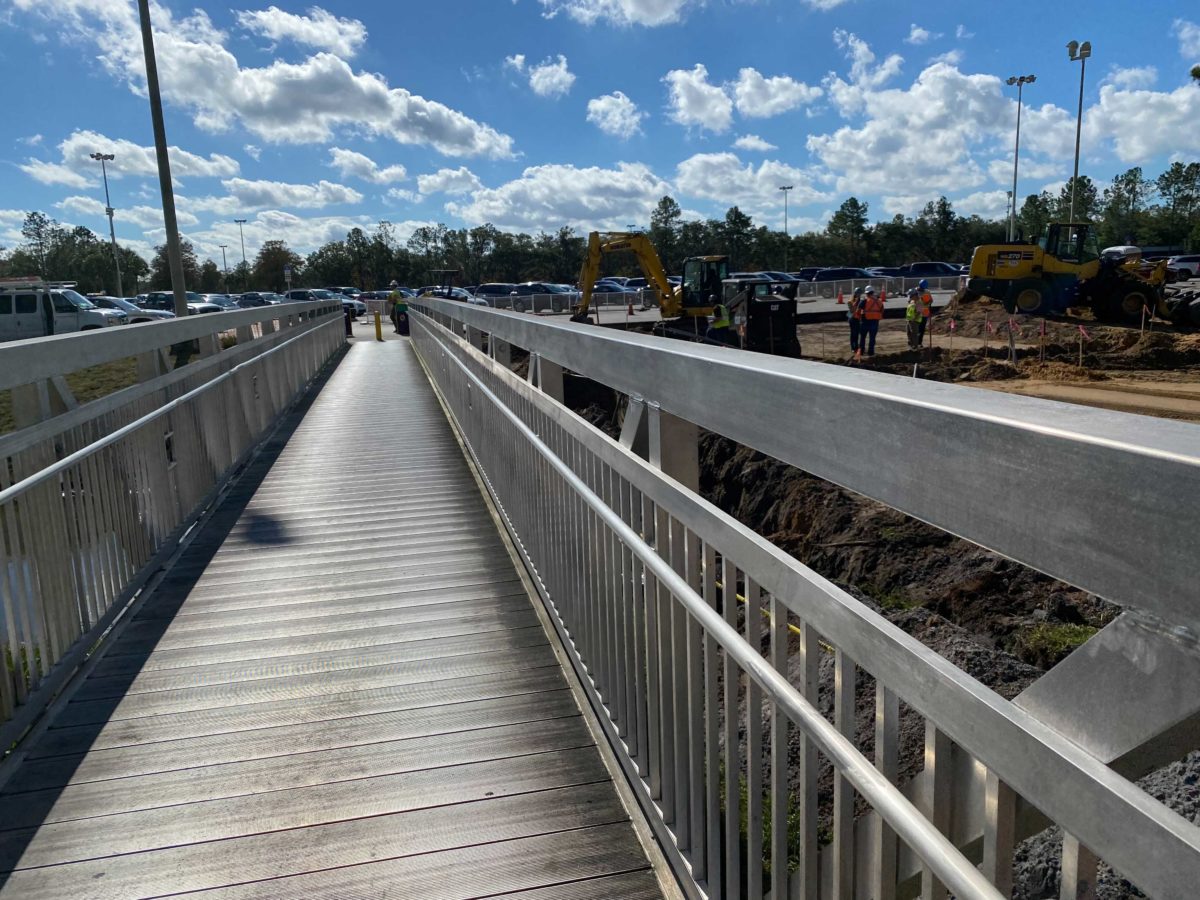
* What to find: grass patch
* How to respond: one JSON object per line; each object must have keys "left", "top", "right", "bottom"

{"left": 1014, "top": 622, "right": 1097, "bottom": 667}
{"left": 0, "top": 357, "right": 140, "bottom": 435}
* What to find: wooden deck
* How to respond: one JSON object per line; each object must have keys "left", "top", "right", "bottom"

{"left": 0, "top": 339, "right": 663, "bottom": 899}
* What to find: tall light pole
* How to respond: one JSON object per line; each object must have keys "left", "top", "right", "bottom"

{"left": 779, "top": 184, "right": 793, "bottom": 271}
{"left": 1006, "top": 74, "right": 1036, "bottom": 242}
{"left": 89, "top": 152, "right": 122, "bottom": 296}
{"left": 137, "top": 0, "right": 189, "bottom": 318}
{"left": 1067, "top": 41, "right": 1092, "bottom": 223}
{"left": 234, "top": 219, "right": 247, "bottom": 291}
{"left": 218, "top": 244, "right": 229, "bottom": 293}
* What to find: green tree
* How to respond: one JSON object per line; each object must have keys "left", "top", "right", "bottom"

{"left": 649, "top": 195, "right": 683, "bottom": 272}
{"left": 1056, "top": 176, "right": 1100, "bottom": 222}
{"left": 826, "top": 197, "right": 870, "bottom": 264}
{"left": 304, "top": 241, "right": 353, "bottom": 287}
{"left": 253, "top": 240, "right": 304, "bottom": 291}
{"left": 721, "top": 206, "right": 754, "bottom": 267}
{"left": 198, "top": 259, "right": 222, "bottom": 292}
{"left": 21, "top": 212, "right": 53, "bottom": 276}
{"left": 148, "top": 239, "right": 199, "bottom": 291}
{"left": 1155, "top": 162, "right": 1200, "bottom": 246}
{"left": 1017, "top": 192, "right": 1054, "bottom": 241}
{"left": 1100, "top": 166, "right": 1153, "bottom": 245}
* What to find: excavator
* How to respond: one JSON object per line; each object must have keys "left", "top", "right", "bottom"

{"left": 569, "top": 231, "right": 800, "bottom": 354}
{"left": 964, "top": 222, "right": 1197, "bottom": 325}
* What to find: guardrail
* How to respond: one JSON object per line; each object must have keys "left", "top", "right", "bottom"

{"left": 409, "top": 297, "right": 1200, "bottom": 899}
{"left": 0, "top": 301, "right": 344, "bottom": 747}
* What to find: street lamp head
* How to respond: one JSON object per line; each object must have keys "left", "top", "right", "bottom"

{"left": 1079, "top": 41, "right": 1091, "bottom": 59}
{"left": 1006, "top": 76, "right": 1017, "bottom": 85}
{"left": 1023, "top": 74, "right": 1036, "bottom": 84}
{"left": 1067, "top": 40, "right": 1078, "bottom": 59}
{"left": 234, "top": 218, "right": 247, "bottom": 225}
{"left": 779, "top": 185, "right": 793, "bottom": 191}
{"left": 89, "top": 152, "right": 115, "bottom": 162}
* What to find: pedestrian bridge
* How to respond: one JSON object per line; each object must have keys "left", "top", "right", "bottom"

{"left": 0, "top": 298, "right": 1197, "bottom": 899}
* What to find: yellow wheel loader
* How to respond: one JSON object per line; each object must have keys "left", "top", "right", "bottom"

{"left": 965, "top": 223, "right": 1195, "bottom": 326}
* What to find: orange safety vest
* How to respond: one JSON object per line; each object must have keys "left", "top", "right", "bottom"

{"left": 848, "top": 297, "right": 865, "bottom": 319}
{"left": 863, "top": 295, "right": 885, "bottom": 320}
{"left": 920, "top": 291, "right": 933, "bottom": 317}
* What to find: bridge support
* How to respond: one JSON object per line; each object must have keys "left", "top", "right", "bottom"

{"left": 11, "top": 376, "right": 77, "bottom": 428}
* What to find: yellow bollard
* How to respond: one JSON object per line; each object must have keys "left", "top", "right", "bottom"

{"left": 374, "top": 310, "right": 383, "bottom": 342}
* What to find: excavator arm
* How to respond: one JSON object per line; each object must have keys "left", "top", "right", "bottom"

{"left": 571, "top": 232, "right": 677, "bottom": 323}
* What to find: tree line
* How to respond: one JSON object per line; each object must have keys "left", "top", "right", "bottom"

{"left": 1, "top": 162, "right": 1195, "bottom": 295}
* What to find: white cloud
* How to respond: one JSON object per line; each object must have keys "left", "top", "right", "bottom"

{"left": 904, "top": 24, "right": 935, "bottom": 45}
{"left": 586, "top": 91, "right": 647, "bottom": 138}
{"left": 986, "top": 157, "right": 1063, "bottom": 186}
{"left": 733, "top": 134, "right": 777, "bottom": 152}
{"left": 1105, "top": 66, "right": 1157, "bottom": 90}
{"left": 804, "top": 0, "right": 852, "bottom": 9}
{"left": 18, "top": 134, "right": 42, "bottom": 146}
{"left": 56, "top": 195, "right": 199, "bottom": 229}
{"left": 825, "top": 29, "right": 905, "bottom": 115}
{"left": 664, "top": 64, "right": 733, "bottom": 132}
{"left": 386, "top": 188, "right": 421, "bottom": 203}
{"left": 417, "top": 166, "right": 483, "bottom": 196}
{"left": 955, "top": 24, "right": 974, "bottom": 40}
{"left": 953, "top": 189, "right": 1012, "bottom": 219}
{"left": 244, "top": 144, "right": 261, "bottom": 161}
{"left": 217, "top": 177, "right": 363, "bottom": 211}
{"left": 235, "top": 6, "right": 367, "bottom": 57}
{"left": 504, "top": 54, "right": 526, "bottom": 72}
{"left": 528, "top": 55, "right": 576, "bottom": 97}
{"left": 328, "top": 147, "right": 407, "bottom": 184}
{"left": 19, "top": 129, "right": 240, "bottom": 189}
{"left": 1084, "top": 82, "right": 1200, "bottom": 162}
{"left": 674, "top": 152, "right": 830, "bottom": 219}
{"left": 19, "top": 159, "right": 92, "bottom": 188}
{"left": 537, "top": 0, "right": 694, "bottom": 27}
{"left": 447, "top": 162, "right": 671, "bottom": 231}
{"left": 13, "top": 1, "right": 514, "bottom": 159}
{"left": 930, "top": 49, "right": 963, "bottom": 66}
{"left": 733, "top": 67, "right": 822, "bottom": 118}
{"left": 1173, "top": 19, "right": 1200, "bottom": 60}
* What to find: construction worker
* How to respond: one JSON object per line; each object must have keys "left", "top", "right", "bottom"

{"left": 905, "top": 288, "right": 921, "bottom": 350}
{"left": 847, "top": 286, "right": 864, "bottom": 357}
{"left": 861, "top": 286, "right": 884, "bottom": 356}
{"left": 705, "top": 304, "right": 738, "bottom": 347}
{"left": 917, "top": 278, "right": 934, "bottom": 344}
{"left": 387, "top": 286, "right": 407, "bottom": 334}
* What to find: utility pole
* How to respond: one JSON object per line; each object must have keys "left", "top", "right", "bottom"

{"left": 1005, "top": 74, "right": 1036, "bottom": 242}
{"left": 1067, "top": 41, "right": 1092, "bottom": 223}
{"left": 779, "top": 184, "right": 793, "bottom": 271}
{"left": 235, "top": 219, "right": 247, "bottom": 289}
{"left": 137, "top": 0, "right": 189, "bottom": 318}
{"left": 89, "top": 152, "right": 122, "bottom": 296}
{"left": 219, "top": 244, "right": 229, "bottom": 293}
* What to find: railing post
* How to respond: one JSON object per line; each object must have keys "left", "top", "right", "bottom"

{"left": 647, "top": 403, "right": 698, "bottom": 492}
{"left": 1061, "top": 834, "right": 1098, "bottom": 900}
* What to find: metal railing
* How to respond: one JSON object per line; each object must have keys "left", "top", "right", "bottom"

{"left": 409, "top": 297, "right": 1200, "bottom": 899}
{"left": 0, "top": 301, "right": 344, "bottom": 746}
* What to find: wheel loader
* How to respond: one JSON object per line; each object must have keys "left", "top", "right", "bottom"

{"left": 964, "top": 222, "right": 1197, "bottom": 326}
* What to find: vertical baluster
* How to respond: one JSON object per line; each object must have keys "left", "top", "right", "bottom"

{"left": 745, "top": 577, "right": 764, "bottom": 898}
{"left": 833, "top": 649, "right": 856, "bottom": 900}
{"left": 722, "top": 555, "right": 742, "bottom": 898}
{"left": 656, "top": 506, "right": 675, "bottom": 825}
{"left": 686, "top": 528, "right": 705, "bottom": 868}
{"left": 644, "top": 494, "right": 662, "bottom": 800}
{"left": 922, "top": 723, "right": 952, "bottom": 900}
{"left": 983, "top": 770, "right": 1016, "bottom": 897}
{"left": 703, "top": 541, "right": 721, "bottom": 891}
{"left": 874, "top": 684, "right": 900, "bottom": 900}
{"left": 769, "top": 596, "right": 790, "bottom": 900}
{"left": 633, "top": 487, "right": 649, "bottom": 775}
{"left": 1060, "top": 834, "right": 1098, "bottom": 900}
{"left": 670, "top": 517, "right": 690, "bottom": 846}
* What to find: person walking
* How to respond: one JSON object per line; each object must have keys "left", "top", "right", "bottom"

{"left": 705, "top": 304, "right": 739, "bottom": 347}
{"left": 847, "top": 286, "right": 864, "bottom": 358}
{"left": 917, "top": 278, "right": 934, "bottom": 345}
{"left": 861, "top": 286, "right": 884, "bottom": 356}
{"left": 905, "top": 288, "right": 922, "bottom": 350}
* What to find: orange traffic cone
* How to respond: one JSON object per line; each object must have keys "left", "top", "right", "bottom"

{"left": 837, "top": 290, "right": 844, "bottom": 304}
{"left": 881, "top": 287, "right": 887, "bottom": 302}
{"left": 627, "top": 300, "right": 634, "bottom": 315}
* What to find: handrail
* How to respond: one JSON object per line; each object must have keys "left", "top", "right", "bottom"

{"left": 409, "top": 297, "right": 1200, "bottom": 636}
{"left": 0, "top": 300, "right": 341, "bottom": 390}
{"left": 420, "top": 316, "right": 1002, "bottom": 899}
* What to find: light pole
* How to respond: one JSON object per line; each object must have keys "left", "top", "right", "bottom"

{"left": 779, "top": 184, "right": 793, "bottom": 271}
{"left": 218, "top": 244, "right": 229, "bottom": 293}
{"left": 1005, "top": 74, "right": 1036, "bottom": 242}
{"left": 234, "top": 219, "right": 247, "bottom": 291}
{"left": 89, "top": 152, "right": 122, "bottom": 296}
{"left": 137, "top": 0, "right": 189, "bottom": 318}
{"left": 1067, "top": 41, "right": 1091, "bottom": 223}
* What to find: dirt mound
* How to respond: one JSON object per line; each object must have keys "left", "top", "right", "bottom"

{"left": 1019, "top": 361, "right": 1109, "bottom": 382}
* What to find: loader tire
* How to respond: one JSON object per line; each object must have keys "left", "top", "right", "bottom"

{"left": 1189, "top": 299, "right": 1200, "bottom": 327}
{"left": 1009, "top": 278, "right": 1046, "bottom": 315}
{"left": 1112, "top": 284, "right": 1156, "bottom": 325}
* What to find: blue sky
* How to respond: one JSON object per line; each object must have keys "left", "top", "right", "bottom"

{"left": 2, "top": 0, "right": 1198, "bottom": 265}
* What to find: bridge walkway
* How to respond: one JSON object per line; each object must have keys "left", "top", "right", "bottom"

{"left": 0, "top": 338, "right": 663, "bottom": 899}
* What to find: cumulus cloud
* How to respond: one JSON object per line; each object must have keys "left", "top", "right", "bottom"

{"left": 953, "top": 190, "right": 1012, "bottom": 219}
{"left": 733, "top": 68, "right": 822, "bottom": 118}
{"left": 447, "top": 162, "right": 671, "bottom": 231}
{"left": 528, "top": 55, "right": 576, "bottom": 97}
{"left": 13, "top": 0, "right": 515, "bottom": 159}
{"left": 57, "top": 195, "right": 200, "bottom": 229}
{"left": 244, "top": 144, "right": 261, "bottom": 161}
{"left": 929, "top": 49, "right": 963, "bottom": 66}
{"left": 537, "top": 0, "right": 694, "bottom": 27}
{"left": 191, "top": 177, "right": 363, "bottom": 213}
{"left": 1104, "top": 66, "right": 1157, "bottom": 90}
{"left": 328, "top": 147, "right": 407, "bottom": 184}
{"left": 1084, "top": 82, "right": 1200, "bottom": 162}
{"left": 1174, "top": 19, "right": 1200, "bottom": 60}
{"left": 733, "top": 134, "right": 777, "bottom": 152}
{"left": 664, "top": 64, "right": 733, "bottom": 132}
{"left": 18, "top": 160, "right": 93, "bottom": 188}
{"left": 587, "top": 91, "right": 647, "bottom": 138}
{"left": 825, "top": 29, "right": 905, "bottom": 115}
{"left": 674, "top": 152, "right": 829, "bottom": 219}
{"left": 904, "top": 24, "right": 935, "bottom": 45}
{"left": 955, "top": 24, "right": 974, "bottom": 39}
{"left": 236, "top": 6, "right": 367, "bottom": 57}
{"left": 417, "top": 166, "right": 483, "bottom": 196}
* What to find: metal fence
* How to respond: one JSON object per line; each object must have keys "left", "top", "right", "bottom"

{"left": 409, "top": 297, "right": 1200, "bottom": 899}
{"left": 0, "top": 301, "right": 344, "bottom": 745}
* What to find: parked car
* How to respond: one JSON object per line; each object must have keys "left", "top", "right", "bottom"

{"left": 237, "top": 292, "right": 283, "bottom": 308}
{"left": 790, "top": 267, "right": 825, "bottom": 281}
{"left": 201, "top": 294, "right": 239, "bottom": 311}
{"left": 284, "top": 288, "right": 361, "bottom": 313}
{"left": 0, "top": 282, "right": 126, "bottom": 340}
{"left": 142, "top": 291, "right": 222, "bottom": 315}
{"left": 418, "top": 286, "right": 486, "bottom": 305}
{"left": 89, "top": 296, "right": 175, "bottom": 322}
{"left": 865, "top": 266, "right": 903, "bottom": 278}
{"left": 473, "top": 283, "right": 521, "bottom": 309}
{"left": 897, "top": 261, "right": 961, "bottom": 278}
{"left": 597, "top": 276, "right": 630, "bottom": 287}
{"left": 1167, "top": 254, "right": 1200, "bottom": 278}
{"left": 325, "top": 286, "right": 361, "bottom": 298}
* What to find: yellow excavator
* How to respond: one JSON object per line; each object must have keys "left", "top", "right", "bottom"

{"left": 570, "top": 231, "right": 728, "bottom": 334}
{"left": 965, "top": 222, "right": 1196, "bottom": 325}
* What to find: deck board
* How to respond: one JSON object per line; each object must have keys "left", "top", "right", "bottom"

{"left": 0, "top": 340, "right": 661, "bottom": 898}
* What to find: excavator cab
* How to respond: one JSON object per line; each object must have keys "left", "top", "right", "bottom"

{"left": 680, "top": 256, "right": 729, "bottom": 312}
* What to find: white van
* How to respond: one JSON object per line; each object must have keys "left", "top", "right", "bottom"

{"left": 0, "top": 279, "right": 125, "bottom": 342}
